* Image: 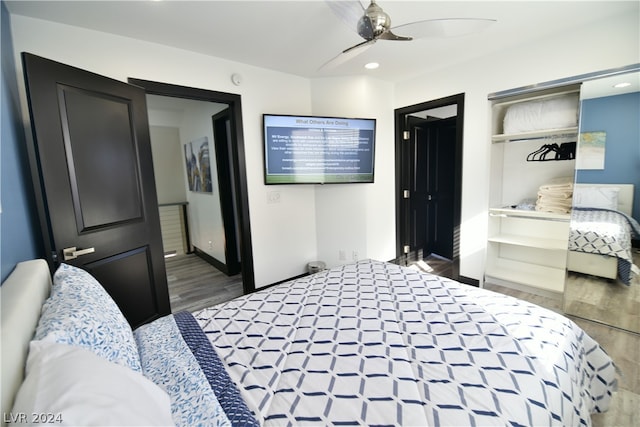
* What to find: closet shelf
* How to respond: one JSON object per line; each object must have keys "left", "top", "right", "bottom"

{"left": 487, "top": 234, "right": 568, "bottom": 250}
{"left": 491, "top": 127, "right": 578, "bottom": 143}
{"left": 485, "top": 259, "right": 566, "bottom": 293}
{"left": 489, "top": 208, "right": 570, "bottom": 221}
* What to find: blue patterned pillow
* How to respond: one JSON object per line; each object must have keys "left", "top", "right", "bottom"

{"left": 35, "top": 263, "right": 142, "bottom": 372}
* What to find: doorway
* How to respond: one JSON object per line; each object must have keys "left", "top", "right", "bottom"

{"left": 129, "top": 78, "right": 255, "bottom": 294}
{"left": 395, "top": 94, "right": 464, "bottom": 280}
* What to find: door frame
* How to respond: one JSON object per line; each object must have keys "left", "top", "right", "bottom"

{"left": 394, "top": 93, "right": 465, "bottom": 279}
{"left": 128, "top": 78, "right": 255, "bottom": 294}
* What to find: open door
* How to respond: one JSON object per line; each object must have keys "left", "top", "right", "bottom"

{"left": 406, "top": 115, "right": 457, "bottom": 260}
{"left": 22, "top": 53, "right": 170, "bottom": 328}
{"left": 212, "top": 109, "right": 241, "bottom": 275}
{"left": 395, "top": 94, "right": 464, "bottom": 280}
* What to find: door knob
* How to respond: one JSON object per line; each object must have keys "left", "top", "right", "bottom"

{"left": 63, "top": 246, "right": 95, "bottom": 261}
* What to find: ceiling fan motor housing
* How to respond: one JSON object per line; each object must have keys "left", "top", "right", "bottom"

{"left": 358, "top": 1, "right": 391, "bottom": 40}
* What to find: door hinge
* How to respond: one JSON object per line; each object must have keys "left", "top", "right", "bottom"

{"left": 403, "top": 245, "right": 410, "bottom": 254}
{"left": 402, "top": 130, "right": 410, "bottom": 140}
{"left": 403, "top": 190, "right": 410, "bottom": 199}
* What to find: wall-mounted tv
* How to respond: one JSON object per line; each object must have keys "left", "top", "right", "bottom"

{"left": 263, "top": 114, "right": 376, "bottom": 184}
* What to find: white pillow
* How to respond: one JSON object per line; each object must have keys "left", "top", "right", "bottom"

{"left": 11, "top": 340, "right": 175, "bottom": 426}
{"left": 35, "top": 263, "right": 142, "bottom": 372}
{"left": 573, "top": 186, "right": 619, "bottom": 210}
{"left": 503, "top": 94, "right": 579, "bottom": 134}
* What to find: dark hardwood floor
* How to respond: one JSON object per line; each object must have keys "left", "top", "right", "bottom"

{"left": 165, "top": 254, "right": 243, "bottom": 313}
{"left": 406, "top": 253, "right": 454, "bottom": 278}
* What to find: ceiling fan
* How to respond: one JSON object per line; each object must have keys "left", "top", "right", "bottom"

{"left": 322, "top": 0, "right": 496, "bottom": 69}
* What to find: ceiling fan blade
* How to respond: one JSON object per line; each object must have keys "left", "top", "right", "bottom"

{"left": 318, "top": 39, "right": 376, "bottom": 71}
{"left": 325, "top": 0, "right": 366, "bottom": 34}
{"left": 342, "top": 38, "right": 376, "bottom": 55}
{"left": 378, "top": 30, "right": 412, "bottom": 41}
{"left": 392, "top": 18, "right": 496, "bottom": 39}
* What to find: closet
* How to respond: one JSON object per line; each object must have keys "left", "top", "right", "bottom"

{"left": 485, "top": 84, "right": 581, "bottom": 295}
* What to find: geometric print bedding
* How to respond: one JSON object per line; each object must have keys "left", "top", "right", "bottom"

{"left": 134, "top": 314, "right": 237, "bottom": 426}
{"left": 193, "top": 260, "right": 617, "bottom": 426}
{"left": 569, "top": 207, "right": 640, "bottom": 284}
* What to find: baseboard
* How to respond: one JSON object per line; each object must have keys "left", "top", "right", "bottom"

{"left": 261, "top": 272, "right": 308, "bottom": 290}
{"left": 193, "top": 247, "right": 229, "bottom": 275}
{"left": 457, "top": 275, "right": 479, "bottom": 287}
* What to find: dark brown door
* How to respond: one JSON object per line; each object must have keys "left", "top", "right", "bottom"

{"left": 408, "top": 116, "right": 456, "bottom": 260}
{"left": 395, "top": 94, "right": 464, "bottom": 280}
{"left": 22, "top": 53, "right": 170, "bottom": 328}
{"left": 212, "top": 110, "right": 241, "bottom": 275}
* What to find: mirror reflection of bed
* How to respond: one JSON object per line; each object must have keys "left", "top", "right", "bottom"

{"left": 564, "top": 184, "right": 639, "bottom": 332}
{"left": 562, "top": 69, "right": 640, "bottom": 334}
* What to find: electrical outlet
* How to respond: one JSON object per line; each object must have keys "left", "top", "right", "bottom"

{"left": 352, "top": 250, "right": 358, "bottom": 261}
{"left": 208, "top": 240, "right": 213, "bottom": 249}
{"left": 338, "top": 250, "right": 346, "bottom": 261}
{"left": 267, "top": 191, "right": 281, "bottom": 204}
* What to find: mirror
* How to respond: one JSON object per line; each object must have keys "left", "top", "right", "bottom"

{"left": 564, "top": 70, "right": 640, "bottom": 333}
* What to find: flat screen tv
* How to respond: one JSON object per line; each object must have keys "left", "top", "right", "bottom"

{"left": 263, "top": 114, "right": 376, "bottom": 184}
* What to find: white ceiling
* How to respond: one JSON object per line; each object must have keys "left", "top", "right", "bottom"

{"left": 580, "top": 71, "right": 640, "bottom": 99}
{"left": 5, "top": 0, "right": 638, "bottom": 82}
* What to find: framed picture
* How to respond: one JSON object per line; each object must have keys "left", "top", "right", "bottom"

{"left": 184, "top": 137, "right": 213, "bottom": 193}
{"left": 576, "top": 131, "right": 606, "bottom": 170}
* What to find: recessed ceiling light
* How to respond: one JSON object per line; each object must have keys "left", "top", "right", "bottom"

{"left": 613, "top": 82, "right": 631, "bottom": 88}
{"left": 364, "top": 62, "right": 379, "bottom": 70}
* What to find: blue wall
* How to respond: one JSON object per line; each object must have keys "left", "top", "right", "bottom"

{"left": 1, "top": 1, "right": 43, "bottom": 281}
{"left": 577, "top": 91, "right": 640, "bottom": 219}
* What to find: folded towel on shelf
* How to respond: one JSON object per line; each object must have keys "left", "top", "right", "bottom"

{"left": 535, "top": 176, "right": 574, "bottom": 214}
{"left": 538, "top": 176, "right": 574, "bottom": 191}
{"left": 538, "top": 188, "right": 573, "bottom": 199}
{"left": 537, "top": 194, "right": 573, "bottom": 204}
{"left": 535, "top": 204, "right": 572, "bottom": 214}
{"left": 535, "top": 197, "right": 573, "bottom": 213}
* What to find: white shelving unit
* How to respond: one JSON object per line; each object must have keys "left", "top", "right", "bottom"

{"left": 485, "top": 85, "right": 580, "bottom": 295}
{"left": 486, "top": 208, "right": 570, "bottom": 293}
{"left": 491, "top": 127, "right": 578, "bottom": 143}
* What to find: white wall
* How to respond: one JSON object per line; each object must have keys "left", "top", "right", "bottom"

{"left": 10, "top": 14, "right": 314, "bottom": 287}
{"left": 10, "top": 9, "right": 639, "bottom": 289}
{"left": 149, "top": 126, "right": 185, "bottom": 205}
{"left": 310, "top": 77, "right": 396, "bottom": 267}
{"left": 148, "top": 96, "right": 230, "bottom": 264}
{"left": 394, "top": 11, "right": 640, "bottom": 282}
{"left": 177, "top": 101, "right": 227, "bottom": 262}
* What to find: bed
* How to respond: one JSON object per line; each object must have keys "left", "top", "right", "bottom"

{"left": 2, "top": 259, "right": 618, "bottom": 426}
{"left": 567, "top": 184, "right": 639, "bottom": 284}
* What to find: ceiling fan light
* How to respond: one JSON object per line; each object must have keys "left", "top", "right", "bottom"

{"left": 364, "top": 62, "right": 380, "bottom": 70}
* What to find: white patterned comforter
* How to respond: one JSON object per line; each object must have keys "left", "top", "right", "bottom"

{"left": 569, "top": 208, "right": 640, "bottom": 284}
{"left": 193, "top": 260, "right": 617, "bottom": 426}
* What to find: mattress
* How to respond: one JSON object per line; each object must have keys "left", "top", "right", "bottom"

{"left": 136, "top": 260, "right": 618, "bottom": 426}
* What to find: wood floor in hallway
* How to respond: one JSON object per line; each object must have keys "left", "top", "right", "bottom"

{"left": 165, "top": 253, "right": 243, "bottom": 313}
